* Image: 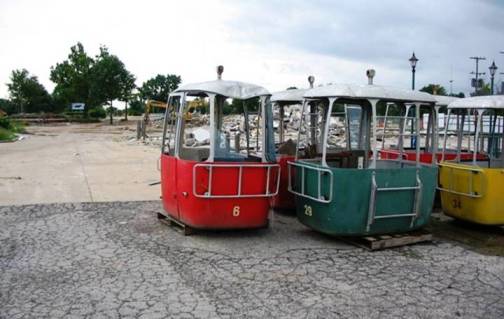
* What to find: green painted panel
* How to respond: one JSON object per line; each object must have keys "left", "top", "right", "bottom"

{"left": 293, "top": 161, "right": 438, "bottom": 236}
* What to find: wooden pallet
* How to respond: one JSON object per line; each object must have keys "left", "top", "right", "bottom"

{"left": 157, "top": 212, "right": 194, "bottom": 236}
{"left": 339, "top": 230, "right": 432, "bottom": 251}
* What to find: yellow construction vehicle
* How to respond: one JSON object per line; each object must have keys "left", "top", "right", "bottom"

{"left": 144, "top": 99, "right": 167, "bottom": 124}
{"left": 144, "top": 99, "right": 193, "bottom": 124}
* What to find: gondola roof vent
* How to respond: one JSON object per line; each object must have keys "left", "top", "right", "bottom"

{"left": 308, "top": 75, "right": 315, "bottom": 88}
{"left": 366, "top": 69, "right": 375, "bottom": 85}
{"left": 217, "top": 65, "right": 224, "bottom": 80}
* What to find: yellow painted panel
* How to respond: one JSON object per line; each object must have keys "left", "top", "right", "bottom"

{"left": 439, "top": 162, "right": 504, "bottom": 225}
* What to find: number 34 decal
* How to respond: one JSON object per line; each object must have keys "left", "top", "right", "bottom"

{"left": 304, "top": 205, "right": 313, "bottom": 216}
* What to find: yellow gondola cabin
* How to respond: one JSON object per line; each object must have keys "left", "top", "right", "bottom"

{"left": 439, "top": 95, "right": 504, "bottom": 225}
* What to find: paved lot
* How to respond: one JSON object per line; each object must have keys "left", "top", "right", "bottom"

{"left": 0, "top": 123, "right": 160, "bottom": 205}
{"left": 1, "top": 201, "right": 503, "bottom": 319}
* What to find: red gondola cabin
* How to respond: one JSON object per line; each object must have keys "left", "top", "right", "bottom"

{"left": 159, "top": 66, "right": 280, "bottom": 233}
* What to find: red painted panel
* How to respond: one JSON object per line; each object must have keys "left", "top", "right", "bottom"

{"left": 379, "top": 150, "right": 488, "bottom": 163}
{"left": 270, "top": 155, "right": 296, "bottom": 210}
{"left": 160, "top": 154, "right": 178, "bottom": 219}
{"left": 161, "top": 157, "right": 277, "bottom": 229}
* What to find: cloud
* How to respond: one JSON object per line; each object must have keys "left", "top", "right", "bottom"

{"left": 224, "top": 0, "right": 504, "bottom": 93}
{"left": 1, "top": 0, "right": 503, "bottom": 99}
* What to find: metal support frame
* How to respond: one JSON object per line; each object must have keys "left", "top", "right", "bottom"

{"left": 370, "top": 99, "right": 379, "bottom": 169}
{"left": 432, "top": 106, "right": 440, "bottom": 164}
{"left": 441, "top": 109, "right": 451, "bottom": 162}
{"left": 278, "top": 103, "right": 285, "bottom": 144}
{"left": 161, "top": 94, "right": 181, "bottom": 154}
{"left": 456, "top": 112, "right": 466, "bottom": 163}
{"left": 366, "top": 170, "right": 423, "bottom": 232}
{"left": 488, "top": 113, "right": 498, "bottom": 156}
{"left": 437, "top": 163, "right": 485, "bottom": 198}
{"left": 295, "top": 100, "right": 308, "bottom": 160}
{"left": 473, "top": 109, "right": 484, "bottom": 165}
{"left": 399, "top": 104, "right": 412, "bottom": 164}
{"left": 287, "top": 161, "right": 334, "bottom": 203}
{"left": 344, "top": 104, "right": 351, "bottom": 150}
{"left": 243, "top": 101, "right": 251, "bottom": 156}
{"left": 321, "top": 98, "right": 336, "bottom": 167}
{"left": 207, "top": 93, "right": 216, "bottom": 161}
{"left": 192, "top": 163, "right": 280, "bottom": 198}
{"left": 174, "top": 93, "right": 187, "bottom": 158}
{"left": 415, "top": 103, "right": 421, "bottom": 167}
{"left": 425, "top": 108, "right": 432, "bottom": 152}
{"left": 381, "top": 103, "right": 390, "bottom": 149}
{"left": 259, "top": 95, "right": 268, "bottom": 162}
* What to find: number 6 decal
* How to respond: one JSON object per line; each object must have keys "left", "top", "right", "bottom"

{"left": 232, "top": 206, "right": 240, "bottom": 217}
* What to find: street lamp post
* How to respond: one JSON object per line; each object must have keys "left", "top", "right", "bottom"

{"left": 489, "top": 61, "right": 498, "bottom": 95}
{"left": 409, "top": 52, "right": 418, "bottom": 90}
{"left": 408, "top": 52, "right": 418, "bottom": 148}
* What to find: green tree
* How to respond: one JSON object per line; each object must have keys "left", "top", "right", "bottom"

{"left": 90, "top": 46, "right": 135, "bottom": 124}
{"left": 7, "top": 69, "right": 53, "bottom": 113}
{"left": 119, "top": 73, "right": 136, "bottom": 121}
{"left": 0, "top": 98, "right": 15, "bottom": 114}
{"left": 449, "top": 92, "right": 465, "bottom": 98}
{"left": 139, "top": 74, "right": 181, "bottom": 102}
{"left": 286, "top": 86, "right": 298, "bottom": 90}
{"left": 228, "top": 97, "right": 260, "bottom": 114}
{"left": 128, "top": 97, "right": 144, "bottom": 116}
{"left": 420, "top": 84, "right": 447, "bottom": 96}
{"left": 471, "top": 82, "right": 491, "bottom": 96}
{"left": 50, "top": 42, "right": 94, "bottom": 114}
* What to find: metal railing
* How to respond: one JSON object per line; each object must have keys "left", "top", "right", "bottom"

{"left": 192, "top": 163, "right": 280, "bottom": 199}
{"left": 287, "top": 161, "right": 334, "bottom": 203}
{"left": 366, "top": 170, "right": 423, "bottom": 232}
{"left": 437, "top": 162, "right": 486, "bottom": 198}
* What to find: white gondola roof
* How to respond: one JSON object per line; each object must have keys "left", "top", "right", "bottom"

{"left": 271, "top": 88, "right": 307, "bottom": 102}
{"left": 174, "top": 80, "right": 269, "bottom": 99}
{"left": 448, "top": 95, "right": 504, "bottom": 109}
{"left": 434, "top": 95, "right": 459, "bottom": 106}
{"left": 303, "top": 83, "right": 436, "bottom": 103}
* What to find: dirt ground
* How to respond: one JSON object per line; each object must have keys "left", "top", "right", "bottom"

{"left": 0, "top": 120, "right": 160, "bottom": 205}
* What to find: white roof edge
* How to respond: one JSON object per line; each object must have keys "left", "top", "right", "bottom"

{"left": 303, "top": 83, "right": 436, "bottom": 103}
{"left": 448, "top": 95, "right": 504, "bottom": 109}
{"left": 271, "top": 88, "right": 307, "bottom": 102}
{"left": 173, "top": 80, "right": 270, "bottom": 99}
{"left": 434, "top": 95, "right": 459, "bottom": 106}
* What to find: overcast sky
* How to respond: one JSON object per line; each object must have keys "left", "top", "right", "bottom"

{"left": 1, "top": 0, "right": 503, "bottom": 99}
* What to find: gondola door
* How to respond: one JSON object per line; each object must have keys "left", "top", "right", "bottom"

{"left": 160, "top": 94, "right": 183, "bottom": 220}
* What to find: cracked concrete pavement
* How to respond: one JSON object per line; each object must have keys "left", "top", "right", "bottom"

{"left": 1, "top": 201, "right": 503, "bottom": 319}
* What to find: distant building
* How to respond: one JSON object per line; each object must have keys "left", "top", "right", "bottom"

{"left": 71, "top": 103, "right": 85, "bottom": 111}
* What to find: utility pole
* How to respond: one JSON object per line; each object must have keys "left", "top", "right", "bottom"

{"left": 500, "top": 52, "right": 504, "bottom": 94}
{"left": 449, "top": 65, "right": 453, "bottom": 95}
{"left": 501, "top": 72, "right": 504, "bottom": 94}
{"left": 470, "top": 56, "right": 486, "bottom": 95}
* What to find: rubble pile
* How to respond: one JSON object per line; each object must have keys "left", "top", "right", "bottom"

{"left": 131, "top": 106, "right": 450, "bottom": 152}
